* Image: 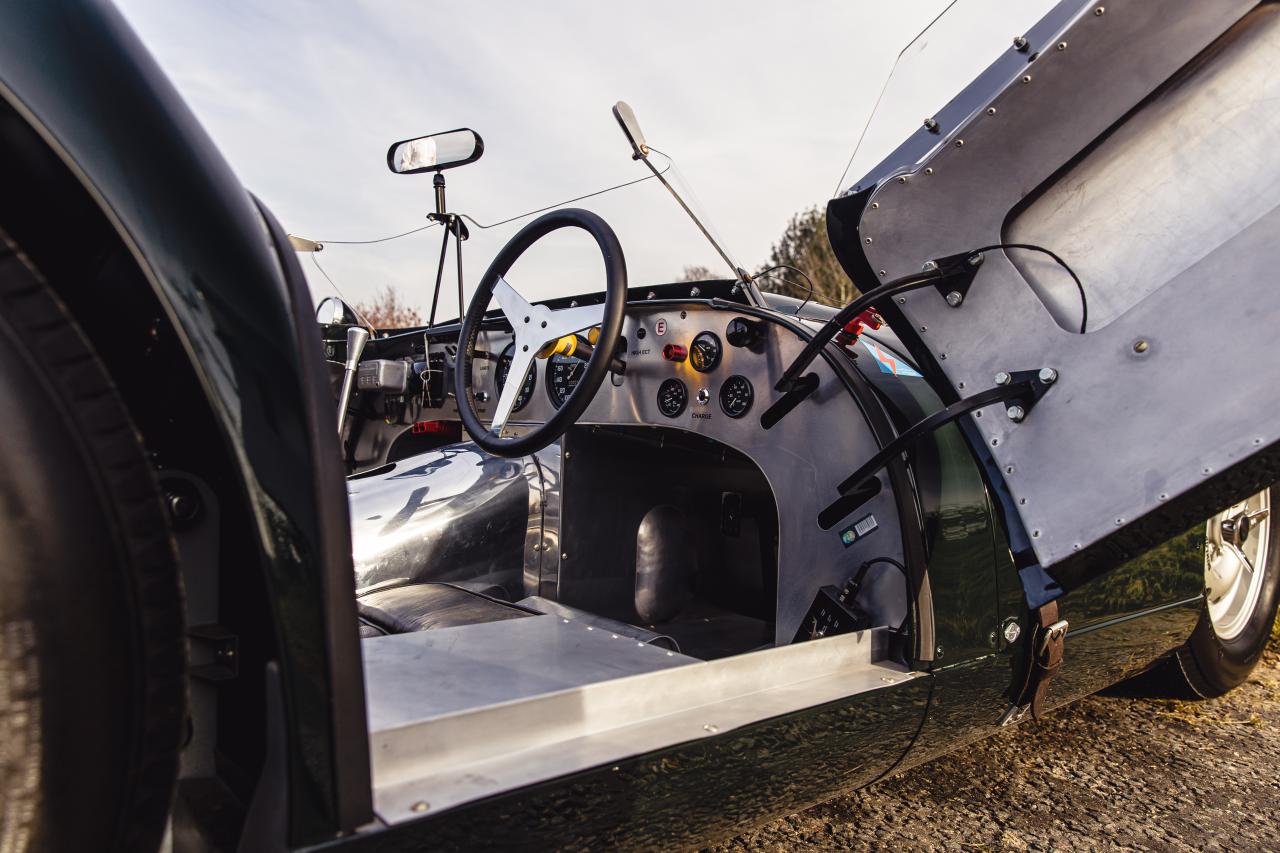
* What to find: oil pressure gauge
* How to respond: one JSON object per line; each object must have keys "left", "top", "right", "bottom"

{"left": 718, "top": 375, "right": 754, "bottom": 418}
{"left": 657, "top": 378, "right": 688, "bottom": 418}
{"left": 689, "top": 331, "right": 722, "bottom": 373}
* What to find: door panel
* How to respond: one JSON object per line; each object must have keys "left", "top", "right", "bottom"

{"left": 841, "top": 0, "right": 1278, "bottom": 594}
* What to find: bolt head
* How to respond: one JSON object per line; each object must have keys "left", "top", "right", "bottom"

{"left": 945, "top": 291, "right": 963, "bottom": 307}
{"left": 1006, "top": 405, "right": 1026, "bottom": 422}
{"left": 921, "top": 260, "right": 940, "bottom": 273}
{"left": 994, "top": 371, "right": 1011, "bottom": 386}
{"left": 1003, "top": 621, "right": 1022, "bottom": 644}
{"left": 967, "top": 251, "right": 985, "bottom": 267}
{"left": 1013, "top": 35, "right": 1029, "bottom": 51}
{"left": 923, "top": 117, "right": 939, "bottom": 132}
{"left": 1038, "top": 367, "right": 1058, "bottom": 384}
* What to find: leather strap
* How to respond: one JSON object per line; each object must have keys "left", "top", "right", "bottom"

{"left": 1009, "top": 599, "right": 1068, "bottom": 721}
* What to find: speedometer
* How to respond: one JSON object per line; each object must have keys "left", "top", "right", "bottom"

{"left": 718, "top": 375, "right": 754, "bottom": 418}
{"left": 546, "top": 352, "right": 586, "bottom": 409}
{"left": 495, "top": 342, "right": 536, "bottom": 413}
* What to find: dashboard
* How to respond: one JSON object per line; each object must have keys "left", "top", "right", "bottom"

{"left": 340, "top": 297, "right": 911, "bottom": 646}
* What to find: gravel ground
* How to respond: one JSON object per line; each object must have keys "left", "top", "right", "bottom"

{"left": 717, "top": 646, "right": 1280, "bottom": 851}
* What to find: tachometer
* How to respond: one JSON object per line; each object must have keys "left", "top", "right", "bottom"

{"left": 546, "top": 352, "right": 587, "bottom": 409}
{"left": 495, "top": 342, "right": 536, "bottom": 413}
{"left": 718, "top": 374, "right": 754, "bottom": 418}
{"left": 690, "top": 331, "right": 722, "bottom": 373}
{"left": 657, "top": 378, "right": 688, "bottom": 418}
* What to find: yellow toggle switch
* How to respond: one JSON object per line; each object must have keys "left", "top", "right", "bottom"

{"left": 537, "top": 334, "right": 579, "bottom": 359}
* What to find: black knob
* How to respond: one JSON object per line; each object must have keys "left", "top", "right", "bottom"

{"left": 726, "top": 317, "right": 764, "bottom": 349}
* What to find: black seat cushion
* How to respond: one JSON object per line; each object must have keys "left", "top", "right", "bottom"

{"left": 357, "top": 582, "right": 533, "bottom": 636}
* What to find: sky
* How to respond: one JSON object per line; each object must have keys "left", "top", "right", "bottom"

{"left": 113, "top": 1, "right": 961, "bottom": 319}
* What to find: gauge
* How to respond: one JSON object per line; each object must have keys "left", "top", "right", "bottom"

{"left": 718, "top": 375, "right": 754, "bottom": 418}
{"left": 689, "top": 331, "right": 722, "bottom": 373}
{"left": 657, "top": 378, "right": 688, "bottom": 418}
{"left": 546, "top": 352, "right": 587, "bottom": 409}
{"left": 495, "top": 342, "right": 536, "bottom": 413}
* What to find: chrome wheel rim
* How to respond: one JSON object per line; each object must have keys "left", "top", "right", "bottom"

{"left": 1205, "top": 490, "right": 1270, "bottom": 641}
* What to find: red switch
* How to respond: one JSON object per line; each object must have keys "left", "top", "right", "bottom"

{"left": 662, "top": 343, "right": 688, "bottom": 363}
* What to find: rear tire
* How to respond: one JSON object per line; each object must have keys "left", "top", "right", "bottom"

{"left": 1167, "top": 487, "right": 1279, "bottom": 698}
{"left": 0, "top": 229, "right": 186, "bottom": 852}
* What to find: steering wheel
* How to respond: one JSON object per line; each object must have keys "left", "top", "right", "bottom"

{"left": 455, "top": 208, "right": 627, "bottom": 457}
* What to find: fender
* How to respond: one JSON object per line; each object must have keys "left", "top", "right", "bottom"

{"left": 0, "top": 0, "right": 369, "bottom": 843}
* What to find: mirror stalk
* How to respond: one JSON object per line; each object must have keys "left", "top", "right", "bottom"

{"left": 612, "top": 102, "right": 763, "bottom": 306}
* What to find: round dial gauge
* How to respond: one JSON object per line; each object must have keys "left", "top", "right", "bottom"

{"left": 718, "top": 374, "right": 754, "bottom": 418}
{"left": 689, "top": 331, "right": 722, "bottom": 373}
{"left": 546, "top": 352, "right": 587, "bottom": 409}
{"left": 495, "top": 342, "right": 536, "bottom": 413}
{"left": 657, "top": 378, "right": 688, "bottom": 418}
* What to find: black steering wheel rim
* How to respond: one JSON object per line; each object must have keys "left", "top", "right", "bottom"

{"left": 455, "top": 208, "right": 627, "bottom": 457}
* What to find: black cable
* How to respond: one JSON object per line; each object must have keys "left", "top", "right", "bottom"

{"left": 756, "top": 263, "right": 816, "bottom": 313}
{"left": 971, "top": 242, "right": 1087, "bottom": 333}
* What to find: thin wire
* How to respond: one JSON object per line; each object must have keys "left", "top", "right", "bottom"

{"left": 971, "top": 242, "right": 1088, "bottom": 333}
{"left": 757, "top": 263, "right": 816, "bottom": 314}
{"left": 310, "top": 253, "right": 375, "bottom": 328}
{"left": 311, "top": 222, "right": 440, "bottom": 245}
{"left": 459, "top": 152, "right": 673, "bottom": 231}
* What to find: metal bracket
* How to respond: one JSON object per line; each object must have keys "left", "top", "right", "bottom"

{"left": 925, "top": 251, "right": 983, "bottom": 307}
{"left": 188, "top": 624, "right": 239, "bottom": 682}
{"left": 993, "top": 367, "right": 1058, "bottom": 422}
{"left": 998, "top": 703, "right": 1030, "bottom": 727}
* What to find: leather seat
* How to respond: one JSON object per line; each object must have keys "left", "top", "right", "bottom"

{"left": 357, "top": 581, "right": 533, "bottom": 638}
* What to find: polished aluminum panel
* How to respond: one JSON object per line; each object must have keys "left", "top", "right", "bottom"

{"left": 348, "top": 443, "right": 537, "bottom": 594}
{"left": 860, "top": 0, "right": 1275, "bottom": 567}
{"left": 364, "top": 621, "right": 904, "bottom": 822}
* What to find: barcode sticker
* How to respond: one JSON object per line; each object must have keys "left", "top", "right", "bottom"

{"left": 854, "top": 514, "right": 878, "bottom": 537}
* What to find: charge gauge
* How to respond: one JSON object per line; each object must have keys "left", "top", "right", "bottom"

{"left": 718, "top": 375, "right": 754, "bottom": 418}
{"left": 657, "top": 378, "right": 688, "bottom": 417}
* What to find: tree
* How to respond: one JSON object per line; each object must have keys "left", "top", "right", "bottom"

{"left": 756, "top": 207, "right": 858, "bottom": 307}
{"left": 354, "top": 285, "right": 423, "bottom": 330}
{"left": 676, "top": 264, "right": 716, "bottom": 282}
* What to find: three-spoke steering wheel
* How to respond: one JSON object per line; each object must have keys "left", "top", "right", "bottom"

{"left": 454, "top": 208, "right": 627, "bottom": 457}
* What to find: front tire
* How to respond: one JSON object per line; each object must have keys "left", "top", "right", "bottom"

{"left": 0, "top": 230, "right": 186, "bottom": 852}
{"left": 1171, "top": 487, "right": 1279, "bottom": 698}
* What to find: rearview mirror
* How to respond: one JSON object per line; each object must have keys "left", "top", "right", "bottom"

{"left": 386, "top": 129, "right": 484, "bottom": 174}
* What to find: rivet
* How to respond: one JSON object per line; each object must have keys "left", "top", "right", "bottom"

{"left": 1022, "top": 75, "right": 1032, "bottom": 84}
{"left": 879, "top": 270, "right": 887, "bottom": 277}
{"left": 540, "top": 320, "right": 547, "bottom": 328}
{"left": 954, "top": 139, "right": 964, "bottom": 148}
{"left": 935, "top": 646, "right": 945, "bottom": 658}
{"left": 561, "top": 552, "right": 569, "bottom": 560}
{"left": 987, "top": 107, "right": 997, "bottom": 116}
{"left": 897, "top": 296, "right": 906, "bottom": 304}
{"left": 1057, "top": 41, "right": 1068, "bottom": 51}
{"left": 1094, "top": 6, "right": 1105, "bottom": 15}
{"left": 690, "top": 286, "right": 700, "bottom": 297}
{"left": 411, "top": 801, "right": 430, "bottom": 813}
{"left": 523, "top": 316, "right": 530, "bottom": 323}
{"left": 1202, "top": 467, "right": 1212, "bottom": 476}
{"left": 1159, "top": 493, "right": 1169, "bottom": 501}
{"left": 897, "top": 176, "right": 908, "bottom": 184}
{"left": 522, "top": 345, "right": 528, "bottom": 352}
{"left": 647, "top": 291, "right": 656, "bottom": 299}
{"left": 919, "top": 325, "right": 928, "bottom": 332}
{"left": 1116, "top": 518, "right": 1124, "bottom": 525}
{"left": 1032, "top": 530, "right": 1040, "bottom": 538}
{"left": 1072, "top": 543, "right": 1081, "bottom": 551}
{"left": 1019, "top": 497, "right": 1027, "bottom": 505}
{"left": 958, "top": 381, "right": 966, "bottom": 389}
{"left": 925, "top": 167, "right": 934, "bottom": 175}
{"left": 865, "top": 237, "right": 873, "bottom": 244}
{"left": 703, "top": 724, "right": 719, "bottom": 733}
{"left": 1005, "top": 465, "right": 1015, "bottom": 474}
{"left": 871, "top": 202, "right": 880, "bottom": 209}
{"left": 881, "top": 675, "right": 898, "bottom": 684}
{"left": 1133, "top": 339, "right": 1149, "bottom": 353}
{"left": 991, "top": 438, "right": 1000, "bottom": 447}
